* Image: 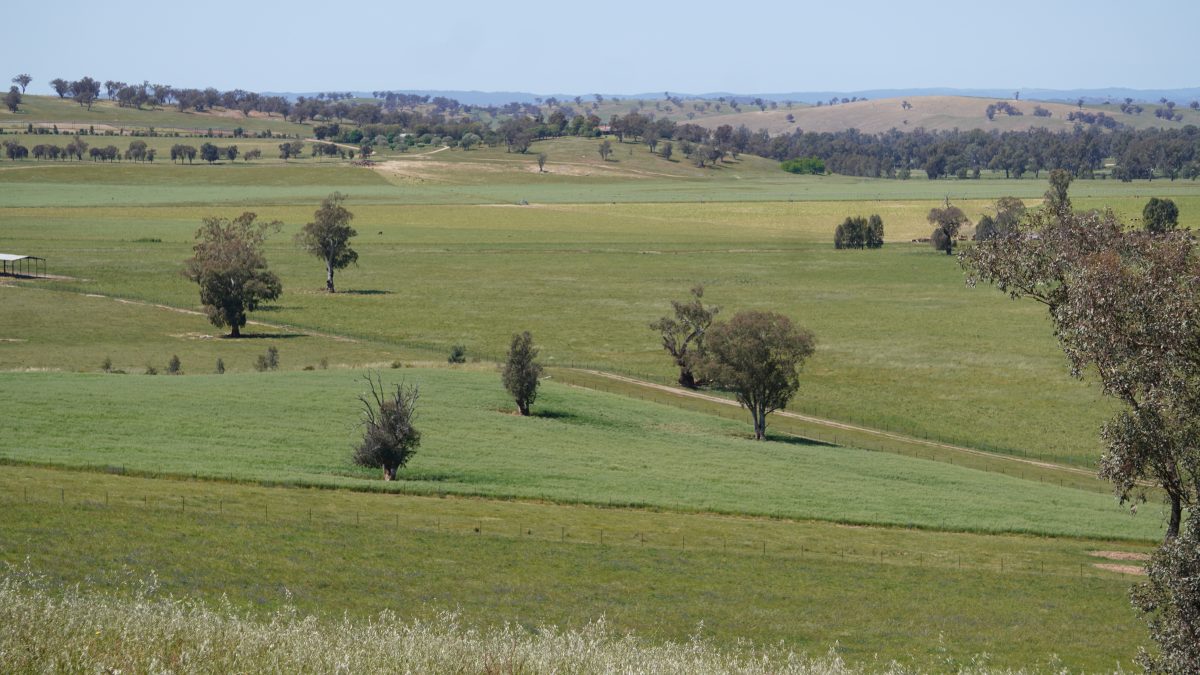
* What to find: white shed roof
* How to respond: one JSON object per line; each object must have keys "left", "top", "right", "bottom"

{"left": 0, "top": 253, "right": 44, "bottom": 262}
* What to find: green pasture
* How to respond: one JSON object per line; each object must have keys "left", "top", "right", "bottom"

{"left": 0, "top": 189, "right": 1158, "bottom": 466}
{"left": 0, "top": 369, "right": 1161, "bottom": 539}
{"left": 4, "top": 138, "right": 1200, "bottom": 206}
{"left": 0, "top": 465, "right": 1151, "bottom": 670}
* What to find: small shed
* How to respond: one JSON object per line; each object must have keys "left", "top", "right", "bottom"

{"left": 0, "top": 253, "right": 46, "bottom": 278}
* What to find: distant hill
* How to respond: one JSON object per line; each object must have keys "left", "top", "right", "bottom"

{"left": 689, "top": 95, "right": 1200, "bottom": 135}
{"left": 263, "top": 87, "right": 1200, "bottom": 107}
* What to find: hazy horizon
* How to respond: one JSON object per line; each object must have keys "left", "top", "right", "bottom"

{"left": 4, "top": 0, "right": 1198, "bottom": 96}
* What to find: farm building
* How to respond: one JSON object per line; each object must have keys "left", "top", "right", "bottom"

{"left": 0, "top": 253, "right": 46, "bottom": 278}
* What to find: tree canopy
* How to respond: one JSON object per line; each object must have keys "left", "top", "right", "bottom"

{"left": 296, "top": 192, "right": 358, "bottom": 292}
{"left": 502, "top": 332, "right": 542, "bottom": 416}
{"left": 702, "top": 310, "right": 815, "bottom": 440}
{"left": 182, "top": 212, "right": 282, "bottom": 337}
{"left": 961, "top": 176, "right": 1200, "bottom": 664}
{"left": 650, "top": 285, "right": 720, "bottom": 389}
{"left": 1143, "top": 197, "right": 1180, "bottom": 234}
{"left": 353, "top": 373, "right": 421, "bottom": 481}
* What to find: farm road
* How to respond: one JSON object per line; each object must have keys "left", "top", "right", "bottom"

{"left": 574, "top": 369, "right": 1101, "bottom": 480}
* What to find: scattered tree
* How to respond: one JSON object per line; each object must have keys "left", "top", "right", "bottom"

{"left": 650, "top": 285, "right": 720, "bottom": 389}
{"left": 353, "top": 372, "right": 421, "bottom": 481}
{"left": 447, "top": 345, "right": 467, "bottom": 364}
{"left": 834, "top": 215, "right": 884, "bottom": 249}
{"left": 701, "top": 311, "right": 815, "bottom": 440}
{"left": 502, "top": 331, "right": 542, "bottom": 416}
{"left": 167, "top": 355, "right": 182, "bottom": 375}
{"left": 12, "top": 74, "right": 31, "bottom": 94}
{"left": 50, "top": 78, "right": 69, "bottom": 99}
{"left": 1143, "top": 197, "right": 1180, "bottom": 234}
{"left": 927, "top": 199, "right": 969, "bottom": 254}
{"left": 536, "top": 152, "right": 547, "bottom": 172}
{"left": 182, "top": 212, "right": 283, "bottom": 338}
{"left": 962, "top": 177, "right": 1200, "bottom": 664}
{"left": 598, "top": 139, "right": 612, "bottom": 161}
{"left": 660, "top": 141, "right": 673, "bottom": 161}
{"left": 4, "top": 86, "right": 20, "bottom": 113}
{"left": 295, "top": 192, "right": 357, "bottom": 292}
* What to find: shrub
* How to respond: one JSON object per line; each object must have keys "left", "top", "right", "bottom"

{"left": 167, "top": 355, "right": 182, "bottom": 375}
{"left": 780, "top": 157, "right": 825, "bottom": 175}
{"left": 254, "top": 347, "right": 279, "bottom": 372}
{"left": 101, "top": 356, "right": 113, "bottom": 373}
{"left": 215, "top": 358, "right": 225, "bottom": 374}
{"left": 448, "top": 345, "right": 467, "bottom": 364}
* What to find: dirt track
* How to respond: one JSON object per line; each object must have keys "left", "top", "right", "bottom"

{"left": 575, "top": 369, "right": 1102, "bottom": 479}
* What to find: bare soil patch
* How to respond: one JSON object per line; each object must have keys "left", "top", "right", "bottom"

{"left": 1092, "top": 563, "right": 1147, "bottom": 576}
{"left": 1089, "top": 550, "right": 1151, "bottom": 562}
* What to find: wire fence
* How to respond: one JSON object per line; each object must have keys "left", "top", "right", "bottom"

{"left": 5, "top": 483, "right": 1143, "bottom": 582}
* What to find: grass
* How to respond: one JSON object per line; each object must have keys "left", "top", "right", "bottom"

{"left": 0, "top": 196, "right": 1131, "bottom": 467}
{"left": 0, "top": 369, "right": 1163, "bottom": 540}
{"left": 0, "top": 465, "right": 1153, "bottom": 670}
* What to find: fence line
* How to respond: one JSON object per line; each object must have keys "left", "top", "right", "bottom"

{"left": 4, "top": 484, "right": 1139, "bottom": 582}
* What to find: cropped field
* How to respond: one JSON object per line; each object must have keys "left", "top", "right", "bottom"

{"left": 0, "top": 465, "right": 1152, "bottom": 670}
{"left": 0, "top": 369, "right": 1159, "bottom": 539}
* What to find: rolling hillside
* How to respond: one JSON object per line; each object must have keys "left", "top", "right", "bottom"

{"left": 692, "top": 95, "right": 1200, "bottom": 135}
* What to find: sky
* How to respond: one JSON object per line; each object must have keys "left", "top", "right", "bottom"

{"left": 5, "top": 0, "right": 1198, "bottom": 96}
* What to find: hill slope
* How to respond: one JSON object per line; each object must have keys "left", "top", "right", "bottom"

{"left": 694, "top": 95, "right": 1200, "bottom": 135}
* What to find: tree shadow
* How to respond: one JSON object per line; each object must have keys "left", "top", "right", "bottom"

{"left": 533, "top": 409, "right": 582, "bottom": 421}
{"left": 340, "top": 289, "right": 393, "bottom": 296}
{"left": 221, "top": 332, "right": 306, "bottom": 340}
{"left": 765, "top": 433, "right": 836, "bottom": 448}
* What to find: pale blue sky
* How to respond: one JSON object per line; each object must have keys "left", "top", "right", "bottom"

{"left": 5, "top": 0, "right": 1197, "bottom": 95}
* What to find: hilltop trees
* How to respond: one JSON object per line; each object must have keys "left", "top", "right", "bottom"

{"left": 701, "top": 311, "right": 815, "bottom": 440}
{"left": 650, "top": 285, "right": 720, "bottom": 389}
{"left": 50, "top": 78, "right": 69, "bottom": 98}
{"left": 69, "top": 77, "right": 101, "bottom": 110}
{"left": 11, "top": 74, "right": 30, "bottom": 94}
{"left": 5, "top": 87, "right": 20, "bottom": 113}
{"left": 183, "top": 212, "right": 282, "bottom": 338}
{"left": 1143, "top": 197, "right": 1180, "bottom": 234}
{"left": 296, "top": 192, "right": 357, "bottom": 292}
{"left": 502, "top": 331, "right": 542, "bottom": 416}
{"left": 353, "top": 373, "right": 421, "bottom": 481}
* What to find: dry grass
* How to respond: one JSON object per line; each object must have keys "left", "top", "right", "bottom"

{"left": 0, "top": 566, "right": 1082, "bottom": 674}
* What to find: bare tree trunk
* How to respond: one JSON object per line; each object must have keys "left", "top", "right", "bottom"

{"left": 326, "top": 259, "right": 335, "bottom": 293}
{"left": 230, "top": 324, "right": 241, "bottom": 338}
{"left": 383, "top": 464, "right": 397, "bottom": 481}
{"left": 678, "top": 368, "right": 696, "bottom": 389}
{"left": 518, "top": 400, "right": 530, "bottom": 416}
{"left": 753, "top": 406, "right": 766, "bottom": 440}
{"left": 1167, "top": 493, "right": 1183, "bottom": 540}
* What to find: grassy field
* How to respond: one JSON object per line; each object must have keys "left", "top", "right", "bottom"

{"left": 3, "top": 98, "right": 1196, "bottom": 669}
{"left": 0, "top": 369, "right": 1159, "bottom": 539}
{"left": 0, "top": 183, "right": 1177, "bottom": 466}
{"left": 0, "top": 465, "right": 1152, "bottom": 670}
